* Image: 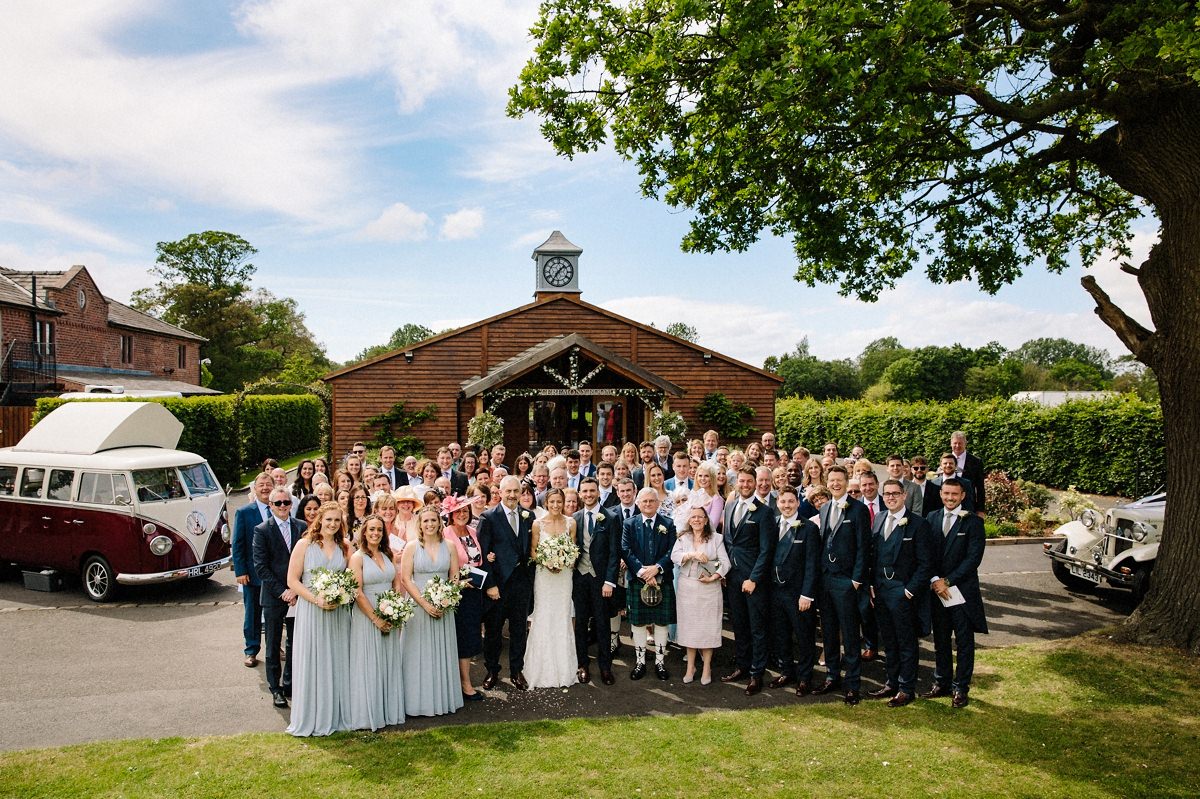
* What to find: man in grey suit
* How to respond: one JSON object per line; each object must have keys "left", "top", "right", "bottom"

{"left": 886, "top": 454, "right": 922, "bottom": 514}
{"left": 252, "top": 486, "right": 306, "bottom": 708}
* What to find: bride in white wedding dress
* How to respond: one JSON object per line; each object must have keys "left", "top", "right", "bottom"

{"left": 523, "top": 488, "right": 579, "bottom": 689}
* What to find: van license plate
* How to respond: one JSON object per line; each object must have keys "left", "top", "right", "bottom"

{"left": 186, "top": 563, "right": 219, "bottom": 578}
{"left": 1068, "top": 564, "right": 1102, "bottom": 584}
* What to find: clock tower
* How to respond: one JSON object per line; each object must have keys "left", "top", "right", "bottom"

{"left": 532, "top": 230, "right": 582, "bottom": 299}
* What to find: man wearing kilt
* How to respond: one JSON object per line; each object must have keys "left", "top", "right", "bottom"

{"left": 620, "top": 487, "right": 677, "bottom": 680}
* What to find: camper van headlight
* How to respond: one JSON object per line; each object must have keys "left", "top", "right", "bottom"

{"left": 1132, "top": 522, "right": 1152, "bottom": 542}
{"left": 220, "top": 524, "right": 232, "bottom": 543}
{"left": 142, "top": 523, "right": 157, "bottom": 536}
{"left": 1080, "top": 510, "right": 1099, "bottom": 529}
{"left": 149, "top": 535, "right": 174, "bottom": 556}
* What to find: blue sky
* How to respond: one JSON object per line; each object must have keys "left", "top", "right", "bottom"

{"left": 0, "top": 1, "right": 1155, "bottom": 368}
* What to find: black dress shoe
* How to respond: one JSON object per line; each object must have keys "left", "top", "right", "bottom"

{"left": 952, "top": 691, "right": 970, "bottom": 708}
{"left": 482, "top": 672, "right": 499, "bottom": 690}
{"left": 794, "top": 681, "right": 812, "bottom": 697}
{"left": 868, "top": 684, "right": 896, "bottom": 699}
{"left": 720, "top": 668, "right": 748, "bottom": 683}
{"left": 272, "top": 691, "right": 288, "bottom": 708}
{"left": 745, "top": 676, "right": 763, "bottom": 696}
{"left": 630, "top": 663, "right": 647, "bottom": 680}
{"left": 462, "top": 691, "right": 485, "bottom": 702}
{"left": 577, "top": 667, "right": 591, "bottom": 684}
{"left": 920, "top": 684, "right": 951, "bottom": 699}
{"left": 600, "top": 670, "right": 615, "bottom": 685}
{"left": 812, "top": 678, "right": 841, "bottom": 695}
{"left": 609, "top": 633, "right": 621, "bottom": 656}
{"left": 768, "top": 675, "right": 793, "bottom": 689}
{"left": 510, "top": 673, "right": 529, "bottom": 691}
{"left": 888, "top": 691, "right": 914, "bottom": 708}
{"left": 655, "top": 663, "right": 669, "bottom": 681}
{"left": 843, "top": 690, "right": 861, "bottom": 706}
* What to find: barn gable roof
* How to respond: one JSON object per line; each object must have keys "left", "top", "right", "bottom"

{"left": 324, "top": 293, "right": 782, "bottom": 383}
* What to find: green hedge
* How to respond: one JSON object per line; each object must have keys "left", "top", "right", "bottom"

{"left": 34, "top": 394, "right": 323, "bottom": 486}
{"left": 775, "top": 396, "right": 1163, "bottom": 497}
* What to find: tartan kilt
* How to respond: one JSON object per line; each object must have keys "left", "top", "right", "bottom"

{"left": 626, "top": 577, "right": 676, "bottom": 627}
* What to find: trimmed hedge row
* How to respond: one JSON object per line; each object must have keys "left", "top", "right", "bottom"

{"left": 775, "top": 396, "right": 1164, "bottom": 497}
{"left": 34, "top": 394, "right": 323, "bottom": 485}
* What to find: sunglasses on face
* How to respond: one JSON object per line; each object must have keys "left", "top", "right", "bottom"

{"left": 847, "top": 489, "right": 862, "bottom": 495}
{"left": 272, "top": 499, "right": 292, "bottom": 507}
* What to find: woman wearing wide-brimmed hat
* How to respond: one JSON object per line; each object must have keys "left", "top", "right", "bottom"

{"left": 391, "top": 485, "right": 424, "bottom": 543}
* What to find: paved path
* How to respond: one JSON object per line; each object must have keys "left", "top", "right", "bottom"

{"left": 0, "top": 539, "right": 1135, "bottom": 752}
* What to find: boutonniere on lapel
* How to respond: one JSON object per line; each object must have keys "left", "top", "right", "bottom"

{"left": 789, "top": 520, "right": 801, "bottom": 529}
{"left": 952, "top": 509, "right": 968, "bottom": 518}
{"left": 520, "top": 510, "right": 531, "bottom": 520}
{"left": 896, "top": 517, "right": 909, "bottom": 527}
{"left": 837, "top": 500, "right": 848, "bottom": 511}
{"left": 657, "top": 524, "right": 667, "bottom": 534}
{"left": 745, "top": 501, "right": 757, "bottom": 513}
{"left": 594, "top": 513, "right": 605, "bottom": 522}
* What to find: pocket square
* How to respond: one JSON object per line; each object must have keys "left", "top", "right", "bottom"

{"left": 956, "top": 532, "right": 966, "bottom": 537}
{"left": 901, "top": 537, "right": 913, "bottom": 542}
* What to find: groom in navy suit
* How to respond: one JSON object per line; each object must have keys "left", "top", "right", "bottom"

{"left": 252, "top": 486, "right": 306, "bottom": 708}
{"left": 232, "top": 472, "right": 272, "bottom": 667}
{"left": 720, "top": 466, "right": 775, "bottom": 695}
{"left": 479, "top": 476, "right": 536, "bottom": 691}
{"left": 923, "top": 478, "right": 988, "bottom": 708}
{"left": 572, "top": 477, "right": 619, "bottom": 685}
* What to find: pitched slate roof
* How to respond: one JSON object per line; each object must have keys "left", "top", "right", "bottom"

{"left": 105, "top": 297, "right": 206, "bottom": 342}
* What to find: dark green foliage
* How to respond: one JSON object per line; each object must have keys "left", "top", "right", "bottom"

{"left": 362, "top": 402, "right": 437, "bottom": 457}
{"left": 763, "top": 339, "right": 861, "bottom": 400}
{"left": 697, "top": 392, "right": 756, "bottom": 440}
{"left": 34, "top": 395, "right": 323, "bottom": 486}
{"left": 775, "top": 396, "right": 1163, "bottom": 497}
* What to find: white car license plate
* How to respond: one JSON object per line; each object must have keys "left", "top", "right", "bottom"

{"left": 186, "top": 562, "right": 219, "bottom": 578}
{"left": 1068, "top": 563, "right": 1102, "bottom": 584}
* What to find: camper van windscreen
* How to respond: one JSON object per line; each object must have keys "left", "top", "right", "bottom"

{"left": 179, "top": 463, "right": 220, "bottom": 496}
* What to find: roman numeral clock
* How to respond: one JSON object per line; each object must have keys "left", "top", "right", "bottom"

{"left": 532, "top": 230, "right": 583, "bottom": 299}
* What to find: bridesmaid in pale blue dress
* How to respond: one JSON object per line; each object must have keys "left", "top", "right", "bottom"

{"left": 286, "top": 502, "right": 352, "bottom": 736}
{"left": 400, "top": 506, "right": 464, "bottom": 717}
{"left": 347, "top": 515, "right": 404, "bottom": 730}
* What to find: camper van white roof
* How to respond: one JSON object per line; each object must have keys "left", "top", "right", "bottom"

{"left": 12, "top": 402, "right": 184, "bottom": 454}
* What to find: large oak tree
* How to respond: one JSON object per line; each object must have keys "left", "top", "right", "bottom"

{"left": 509, "top": 0, "right": 1200, "bottom": 651}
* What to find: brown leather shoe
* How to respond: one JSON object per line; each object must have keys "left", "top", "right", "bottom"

{"left": 600, "top": 670, "right": 615, "bottom": 685}
{"left": 888, "top": 691, "right": 914, "bottom": 708}
{"left": 768, "top": 675, "right": 793, "bottom": 689}
{"left": 860, "top": 648, "right": 876, "bottom": 661}
{"left": 745, "top": 676, "right": 763, "bottom": 696}
{"left": 951, "top": 691, "right": 969, "bottom": 708}
{"left": 794, "top": 681, "right": 811, "bottom": 697}
{"left": 720, "top": 668, "right": 748, "bottom": 683}
{"left": 867, "top": 684, "right": 895, "bottom": 699}
{"left": 577, "top": 667, "right": 591, "bottom": 684}
{"left": 510, "top": 673, "right": 529, "bottom": 691}
{"left": 481, "top": 672, "right": 499, "bottom": 690}
{"left": 243, "top": 655, "right": 259, "bottom": 668}
{"left": 921, "top": 684, "right": 951, "bottom": 699}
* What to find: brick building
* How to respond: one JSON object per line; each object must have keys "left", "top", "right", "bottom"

{"left": 0, "top": 265, "right": 215, "bottom": 403}
{"left": 323, "top": 233, "right": 782, "bottom": 456}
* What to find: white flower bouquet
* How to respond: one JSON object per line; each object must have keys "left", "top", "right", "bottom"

{"left": 309, "top": 566, "right": 358, "bottom": 609}
{"left": 534, "top": 535, "right": 579, "bottom": 572}
{"left": 374, "top": 589, "right": 416, "bottom": 628}
{"left": 422, "top": 574, "right": 463, "bottom": 612}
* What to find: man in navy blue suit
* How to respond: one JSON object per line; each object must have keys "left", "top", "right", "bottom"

{"left": 252, "top": 486, "right": 306, "bottom": 708}
{"left": 767, "top": 485, "right": 821, "bottom": 694}
{"left": 923, "top": 478, "right": 988, "bottom": 708}
{"left": 572, "top": 477, "right": 619, "bottom": 685}
{"left": 814, "top": 464, "right": 871, "bottom": 705}
{"left": 231, "top": 472, "right": 272, "bottom": 668}
{"left": 720, "top": 466, "right": 775, "bottom": 695}
{"left": 868, "top": 479, "right": 935, "bottom": 707}
{"left": 478, "top": 475, "right": 535, "bottom": 691}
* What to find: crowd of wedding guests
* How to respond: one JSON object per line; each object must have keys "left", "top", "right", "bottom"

{"left": 230, "top": 428, "right": 990, "bottom": 736}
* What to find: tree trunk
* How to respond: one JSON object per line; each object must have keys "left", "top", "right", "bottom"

{"left": 1083, "top": 91, "right": 1200, "bottom": 654}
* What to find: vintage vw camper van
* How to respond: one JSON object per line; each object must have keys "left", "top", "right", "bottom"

{"left": 0, "top": 402, "right": 230, "bottom": 601}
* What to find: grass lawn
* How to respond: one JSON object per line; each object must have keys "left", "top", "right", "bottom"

{"left": 236, "top": 449, "right": 324, "bottom": 488}
{"left": 2, "top": 634, "right": 1196, "bottom": 798}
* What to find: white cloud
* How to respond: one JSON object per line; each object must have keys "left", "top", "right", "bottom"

{"left": 0, "top": 196, "right": 137, "bottom": 253}
{"left": 440, "top": 207, "right": 484, "bottom": 240}
{"left": 1082, "top": 223, "right": 1155, "bottom": 329}
{"left": 510, "top": 229, "right": 551, "bottom": 250}
{"left": 357, "top": 202, "right": 430, "bottom": 241}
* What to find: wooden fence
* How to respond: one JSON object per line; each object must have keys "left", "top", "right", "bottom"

{"left": 0, "top": 406, "right": 34, "bottom": 448}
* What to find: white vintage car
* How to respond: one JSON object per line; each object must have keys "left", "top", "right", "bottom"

{"left": 1043, "top": 491, "right": 1164, "bottom": 603}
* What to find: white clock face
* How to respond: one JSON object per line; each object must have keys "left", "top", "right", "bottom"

{"left": 542, "top": 256, "right": 574, "bottom": 288}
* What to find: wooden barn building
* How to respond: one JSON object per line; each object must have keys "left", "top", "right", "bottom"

{"left": 323, "top": 233, "right": 782, "bottom": 457}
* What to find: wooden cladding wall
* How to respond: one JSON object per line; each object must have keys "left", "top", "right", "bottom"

{"left": 0, "top": 406, "right": 34, "bottom": 448}
{"left": 327, "top": 297, "right": 780, "bottom": 455}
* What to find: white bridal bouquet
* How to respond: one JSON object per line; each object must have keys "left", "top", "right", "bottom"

{"left": 422, "top": 575, "right": 463, "bottom": 612}
{"left": 374, "top": 589, "right": 416, "bottom": 628}
{"left": 309, "top": 567, "right": 358, "bottom": 609}
{"left": 534, "top": 535, "right": 579, "bottom": 573}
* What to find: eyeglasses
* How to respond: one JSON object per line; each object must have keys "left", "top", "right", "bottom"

{"left": 271, "top": 499, "right": 293, "bottom": 507}
{"left": 882, "top": 491, "right": 905, "bottom": 498}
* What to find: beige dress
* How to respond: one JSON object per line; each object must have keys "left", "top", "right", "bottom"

{"left": 671, "top": 533, "right": 731, "bottom": 649}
